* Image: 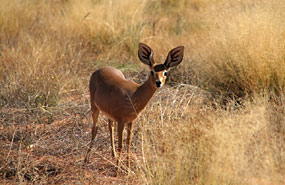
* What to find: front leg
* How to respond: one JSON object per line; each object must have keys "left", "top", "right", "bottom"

{"left": 116, "top": 122, "right": 124, "bottom": 175}
{"left": 126, "top": 122, "right": 133, "bottom": 170}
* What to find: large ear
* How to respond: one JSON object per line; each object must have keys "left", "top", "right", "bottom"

{"left": 138, "top": 43, "right": 154, "bottom": 67}
{"left": 164, "top": 46, "right": 184, "bottom": 69}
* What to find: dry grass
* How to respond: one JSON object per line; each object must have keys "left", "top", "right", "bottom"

{"left": 0, "top": 0, "right": 284, "bottom": 184}
{"left": 193, "top": 0, "right": 285, "bottom": 99}
{"left": 136, "top": 88, "right": 284, "bottom": 185}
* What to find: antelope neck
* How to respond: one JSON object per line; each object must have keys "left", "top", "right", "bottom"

{"left": 131, "top": 74, "right": 157, "bottom": 114}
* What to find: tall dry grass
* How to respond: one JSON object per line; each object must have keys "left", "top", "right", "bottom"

{"left": 0, "top": 0, "right": 284, "bottom": 184}
{"left": 193, "top": 0, "right": 285, "bottom": 99}
{"left": 0, "top": 0, "right": 94, "bottom": 108}
{"left": 136, "top": 88, "right": 284, "bottom": 185}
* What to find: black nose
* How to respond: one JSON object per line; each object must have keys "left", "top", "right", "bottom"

{"left": 155, "top": 81, "right": 161, "bottom": 87}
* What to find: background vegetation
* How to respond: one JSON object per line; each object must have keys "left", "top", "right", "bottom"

{"left": 0, "top": 0, "right": 284, "bottom": 184}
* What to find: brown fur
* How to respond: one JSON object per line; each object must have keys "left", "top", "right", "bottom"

{"left": 84, "top": 43, "right": 184, "bottom": 174}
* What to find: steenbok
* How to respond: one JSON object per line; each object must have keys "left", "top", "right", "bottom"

{"left": 85, "top": 43, "right": 184, "bottom": 173}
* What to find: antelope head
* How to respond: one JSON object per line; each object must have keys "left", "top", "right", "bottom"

{"left": 138, "top": 43, "right": 184, "bottom": 88}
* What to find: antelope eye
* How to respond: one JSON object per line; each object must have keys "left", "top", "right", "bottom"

{"left": 163, "top": 71, "right": 167, "bottom": 76}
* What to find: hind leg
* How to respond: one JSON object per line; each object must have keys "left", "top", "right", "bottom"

{"left": 108, "top": 119, "right": 117, "bottom": 158}
{"left": 85, "top": 105, "right": 99, "bottom": 163}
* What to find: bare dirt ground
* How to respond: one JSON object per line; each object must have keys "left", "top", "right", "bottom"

{"left": 0, "top": 92, "right": 144, "bottom": 184}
